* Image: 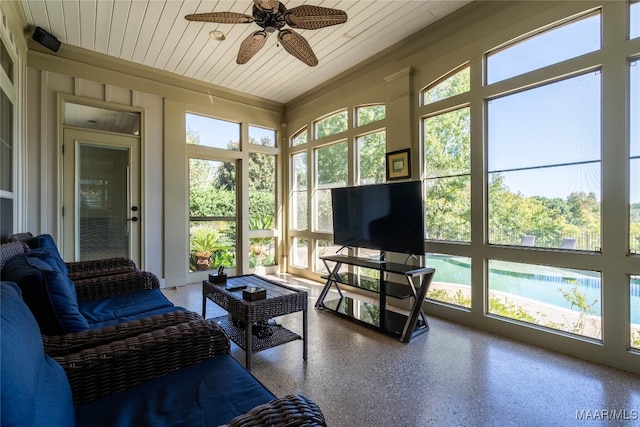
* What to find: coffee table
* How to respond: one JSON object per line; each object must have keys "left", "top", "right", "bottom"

{"left": 202, "top": 274, "right": 308, "bottom": 371}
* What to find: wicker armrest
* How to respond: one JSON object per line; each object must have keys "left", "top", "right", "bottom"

{"left": 74, "top": 270, "right": 160, "bottom": 301}
{"left": 221, "top": 394, "right": 327, "bottom": 427}
{"left": 55, "top": 319, "right": 230, "bottom": 405}
{"left": 66, "top": 257, "right": 137, "bottom": 281}
{"left": 43, "top": 310, "right": 220, "bottom": 357}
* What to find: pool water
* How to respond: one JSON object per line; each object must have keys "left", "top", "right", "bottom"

{"left": 426, "top": 255, "right": 640, "bottom": 324}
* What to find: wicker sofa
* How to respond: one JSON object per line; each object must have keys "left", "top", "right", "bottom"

{"left": 0, "top": 234, "right": 190, "bottom": 340}
{"left": 1, "top": 281, "right": 326, "bottom": 426}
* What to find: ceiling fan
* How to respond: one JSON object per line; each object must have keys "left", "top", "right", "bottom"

{"left": 185, "top": 0, "right": 347, "bottom": 66}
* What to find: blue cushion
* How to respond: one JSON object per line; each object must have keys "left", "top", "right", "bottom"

{"left": 85, "top": 305, "right": 185, "bottom": 329}
{"left": 26, "top": 233, "right": 60, "bottom": 253}
{"left": 1, "top": 281, "right": 76, "bottom": 427}
{"left": 1, "top": 255, "right": 89, "bottom": 334}
{"left": 27, "top": 246, "right": 69, "bottom": 276}
{"left": 75, "top": 354, "right": 276, "bottom": 427}
{"left": 79, "top": 289, "right": 177, "bottom": 326}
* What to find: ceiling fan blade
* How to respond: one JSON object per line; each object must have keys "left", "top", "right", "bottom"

{"left": 253, "top": 0, "right": 280, "bottom": 12}
{"left": 285, "top": 5, "right": 347, "bottom": 30}
{"left": 278, "top": 29, "right": 318, "bottom": 67}
{"left": 237, "top": 31, "right": 268, "bottom": 64}
{"left": 185, "top": 12, "right": 254, "bottom": 24}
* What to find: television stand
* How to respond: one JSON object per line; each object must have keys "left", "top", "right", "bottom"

{"left": 316, "top": 254, "right": 435, "bottom": 343}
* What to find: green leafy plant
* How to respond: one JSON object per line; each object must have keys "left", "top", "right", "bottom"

{"left": 488, "top": 296, "right": 540, "bottom": 324}
{"left": 189, "top": 226, "right": 220, "bottom": 271}
{"left": 631, "top": 330, "right": 640, "bottom": 349}
{"left": 248, "top": 216, "right": 276, "bottom": 267}
{"left": 560, "top": 284, "right": 599, "bottom": 336}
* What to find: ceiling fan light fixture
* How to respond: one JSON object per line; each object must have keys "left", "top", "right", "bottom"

{"left": 209, "top": 30, "right": 226, "bottom": 41}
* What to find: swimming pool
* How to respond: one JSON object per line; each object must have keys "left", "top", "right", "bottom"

{"left": 426, "top": 254, "right": 640, "bottom": 324}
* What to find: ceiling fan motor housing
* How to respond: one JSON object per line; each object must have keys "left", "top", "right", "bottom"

{"left": 253, "top": 4, "right": 287, "bottom": 33}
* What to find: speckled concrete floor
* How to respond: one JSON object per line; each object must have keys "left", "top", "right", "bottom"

{"left": 163, "top": 274, "right": 640, "bottom": 427}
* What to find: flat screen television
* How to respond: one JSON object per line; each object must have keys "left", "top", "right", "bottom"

{"left": 331, "top": 180, "right": 425, "bottom": 255}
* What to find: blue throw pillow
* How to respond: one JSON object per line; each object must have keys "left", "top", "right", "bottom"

{"left": 26, "top": 246, "right": 70, "bottom": 277}
{"left": 27, "top": 233, "right": 61, "bottom": 253}
{"left": 1, "top": 281, "right": 76, "bottom": 427}
{"left": 1, "top": 255, "right": 89, "bottom": 335}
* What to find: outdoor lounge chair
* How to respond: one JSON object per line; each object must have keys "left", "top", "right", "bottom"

{"left": 521, "top": 235, "right": 536, "bottom": 246}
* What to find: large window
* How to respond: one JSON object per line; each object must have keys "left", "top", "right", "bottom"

{"left": 486, "top": 12, "right": 601, "bottom": 84}
{"left": 0, "top": 88, "right": 12, "bottom": 194}
{"left": 189, "top": 158, "right": 236, "bottom": 271}
{"left": 488, "top": 72, "right": 601, "bottom": 250}
{"left": 632, "top": 275, "right": 640, "bottom": 349}
{"left": 422, "top": 66, "right": 471, "bottom": 243}
{"left": 0, "top": 34, "right": 15, "bottom": 238}
{"left": 291, "top": 237, "right": 308, "bottom": 268}
{"left": 186, "top": 113, "right": 240, "bottom": 150}
{"left": 357, "top": 131, "right": 386, "bottom": 185}
{"left": 423, "top": 107, "right": 471, "bottom": 242}
{"left": 632, "top": 1, "right": 640, "bottom": 39}
{"left": 488, "top": 260, "right": 602, "bottom": 339}
{"left": 631, "top": 59, "right": 639, "bottom": 254}
{"left": 249, "top": 125, "right": 275, "bottom": 147}
{"left": 248, "top": 152, "right": 276, "bottom": 267}
{"left": 290, "top": 152, "right": 308, "bottom": 231}
{"left": 315, "top": 142, "right": 347, "bottom": 233}
{"left": 0, "top": 37, "right": 13, "bottom": 82}
{"left": 289, "top": 103, "right": 387, "bottom": 277}
{"left": 426, "top": 253, "right": 471, "bottom": 308}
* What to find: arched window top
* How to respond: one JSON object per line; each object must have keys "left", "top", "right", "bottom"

{"left": 313, "top": 109, "right": 348, "bottom": 139}
{"left": 485, "top": 11, "right": 601, "bottom": 85}
{"left": 356, "top": 104, "right": 385, "bottom": 126}
{"left": 422, "top": 65, "right": 470, "bottom": 105}
{"left": 291, "top": 127, "right": 308, "bottom": 147}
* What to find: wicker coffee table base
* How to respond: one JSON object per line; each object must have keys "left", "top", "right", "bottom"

{"left": 214, "top": 316, "right": 302, "bottom": 353}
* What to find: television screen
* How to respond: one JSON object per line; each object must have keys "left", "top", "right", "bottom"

{"left": 331, "top": 181, "right": 425, "bottom": 255}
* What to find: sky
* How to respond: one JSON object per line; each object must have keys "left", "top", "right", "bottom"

{"left": 487, "top": 11, "right": 638, "bottom": 203}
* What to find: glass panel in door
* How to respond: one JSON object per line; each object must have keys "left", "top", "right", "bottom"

{"left": 78, "top": 144, "right": 130, "bottom": 260}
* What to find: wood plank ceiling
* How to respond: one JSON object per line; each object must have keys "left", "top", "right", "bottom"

{"left": 20, "top": 1, "right": 470, "bottom": 104}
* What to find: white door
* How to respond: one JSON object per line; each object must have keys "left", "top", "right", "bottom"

{"left": 62, "top": 128, "right": 141, "bottom": 265}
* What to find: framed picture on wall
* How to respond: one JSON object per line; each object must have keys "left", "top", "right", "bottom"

{"left": 386, "top": 149, "right": 411, "bottom": 180}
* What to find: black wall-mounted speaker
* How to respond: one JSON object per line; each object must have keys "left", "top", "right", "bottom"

{"left": 33, "top": 27, "right": 61, "bottom": 52}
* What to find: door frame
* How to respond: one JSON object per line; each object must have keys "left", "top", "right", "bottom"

{"left": 61, "top": 127, "right": 142, "bottom": 265}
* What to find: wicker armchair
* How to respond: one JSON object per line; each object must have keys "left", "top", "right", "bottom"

{"left": 8, "top": 232, "right": 137, "bottom": 280}
{"left": 1, "top": 236, "right": 199, "bottom": 346}
{"left": 72, "top": 269, "right": 161, "bottom": 300}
